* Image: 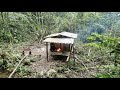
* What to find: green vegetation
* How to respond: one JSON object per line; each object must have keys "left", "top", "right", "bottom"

{"left": 0, "top": 12, "right": 120, "bottom": 78}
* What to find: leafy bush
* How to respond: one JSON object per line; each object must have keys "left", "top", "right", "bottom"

{"left": 96, "top": 65, "right": 120, "bottom": 78}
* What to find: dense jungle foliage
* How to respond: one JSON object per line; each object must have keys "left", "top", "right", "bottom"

{"left": 0, "top": 12, "right": 120, "bottom": 78}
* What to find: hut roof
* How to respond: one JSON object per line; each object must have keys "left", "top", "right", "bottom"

{"left": 43, "top": 38, "right": 74, "bottom": 44}
{"left": 45, "top": 32, "right": 77, "bottom": 39}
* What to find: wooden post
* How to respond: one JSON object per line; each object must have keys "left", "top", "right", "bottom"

{"left": 67, "top": 44, "right": 71, "bottom": 61}
{"left": 73, "top": 44, "right": 75, "bottom": 66}
{"left": 67, "top": 44, "right": 72, "bottom": 66}
{"left": 46, "top": 42, "right": 48, "bottom": 61}
{"left": 70, "top": 44, "right": 73, "bottom": 60}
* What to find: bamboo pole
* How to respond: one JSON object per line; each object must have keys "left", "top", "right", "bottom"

{"left": 8, "top": 55, "right": 29, "bottom": 78}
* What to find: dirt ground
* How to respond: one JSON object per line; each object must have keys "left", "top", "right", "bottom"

{"left": 20, "top": 42, "right": 100, "bottom": 78}
{"left": 23, "top": 42, "right": 66, "bottom": 74}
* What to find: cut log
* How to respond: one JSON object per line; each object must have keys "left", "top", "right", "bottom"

{"left": 8, "top": 55, "right": 29, "bottom": 78}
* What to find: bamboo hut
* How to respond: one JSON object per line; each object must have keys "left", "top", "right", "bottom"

{"left": 43, "top": 32, "right": 77, "bottom": 61}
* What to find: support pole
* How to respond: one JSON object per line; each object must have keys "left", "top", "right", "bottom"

{"left": 66, "top": 44, "right": 72, "bottom": 62}
{"left": 69, "top": 44, "right": 73, "bottom": 61}
{"left": 73, "top": 44, "right": 75, "bottom": 66}
{"left": 67, "top": 44, "right": 73, "bottom": 67}
{"left": 46, "top": 42, "right": 48, "bottom": 61}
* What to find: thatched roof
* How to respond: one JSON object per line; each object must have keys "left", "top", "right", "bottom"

{"left": 43, "top": 32, "right": 77, "bottom": 44}
{"left": 43, "top": 38, "right": 74, "bottom": 44}
{"left": 45, "top": 32, "right": 77, "bottom": 39}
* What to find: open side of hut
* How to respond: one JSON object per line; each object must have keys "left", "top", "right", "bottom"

{"left": 43, "top": 32, "right": 77, "bottom": 61}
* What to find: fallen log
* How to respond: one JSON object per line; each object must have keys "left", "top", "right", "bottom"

{"left": 8, "top": 54, "right": 29, "bottom": 78}
{"left": 74, "top": 56, "right": 92, "bottom": 75}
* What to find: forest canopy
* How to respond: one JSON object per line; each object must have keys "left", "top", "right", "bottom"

{"left": 0, "top": 12, "right": 120, "bottom": 43}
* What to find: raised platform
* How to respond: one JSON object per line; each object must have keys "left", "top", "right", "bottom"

{"left": 50, "top": 51, "right": 70, "bottom": 56}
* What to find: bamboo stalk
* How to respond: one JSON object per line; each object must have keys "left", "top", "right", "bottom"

{"left": 8, "top": 55, "right": 29, "bottom": 78}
